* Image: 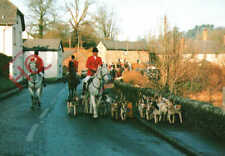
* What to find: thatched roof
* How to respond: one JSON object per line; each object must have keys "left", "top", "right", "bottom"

{"left": 101, "top": 40, "right": 149, "bottom": 51}
{"left": 0, "top": 0, "right": 25, "bottom": 31}
{"left": 23, "top": 39, "right": 64, "bottom": 52}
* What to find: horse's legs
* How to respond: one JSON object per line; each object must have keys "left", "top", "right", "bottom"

{"left": 68, "top": 88, "right": 71, "bottom": 100}
{"left": 90, "top": 95, "right": 98, "bottom": 118}
{"left": 89, "top": 95, "right": 93, "bottom": 114}
{"left": 36, "top": 87, "right": 42, "bottom": 107}
{"left": 28, "top": 88, "right": 35, "bottom": 108}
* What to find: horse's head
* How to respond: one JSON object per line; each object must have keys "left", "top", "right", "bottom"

{"left": 96, "top": 64, "right": 111, "bottom": 83}
{"left": 29, "top": 61, "right": 38, "bottom": 73}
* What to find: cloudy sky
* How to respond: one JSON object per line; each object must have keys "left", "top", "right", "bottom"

{"left": 11, "top": 0, "right": 225, "bottom": 41}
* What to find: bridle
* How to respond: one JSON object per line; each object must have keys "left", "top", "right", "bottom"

{"left": 92, "top": 66, "right": 108, "bottom": 90}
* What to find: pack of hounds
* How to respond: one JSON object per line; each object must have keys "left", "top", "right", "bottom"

{"left": 66, "top": 91, "right": 183, "bottom": 124}
{"left": 66, "top": 91, "right": 129, "bottom": 121}
{"left": 137, "top": 93, "right": 183, "bottom": 124}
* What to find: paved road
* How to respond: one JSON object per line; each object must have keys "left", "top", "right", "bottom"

{"left": 0, "top": 83, "right": 185, "bottom": 156}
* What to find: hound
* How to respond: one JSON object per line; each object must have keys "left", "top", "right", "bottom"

{"left": 120, "top": 100, "right": 128, "bottom": 120}
{"left": 138, "top": 97, "right": 147, "bottom": 119}
{"left": 167, "top": 102, "right": 183, "bottom": 124}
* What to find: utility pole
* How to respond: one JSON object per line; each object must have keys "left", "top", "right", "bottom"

{"left": 223, "top": 87, "right": 225, "bottom": 107}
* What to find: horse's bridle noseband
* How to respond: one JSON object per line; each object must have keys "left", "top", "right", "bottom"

{"left": 92, "top": 67, "right": 108, "bottom": 90}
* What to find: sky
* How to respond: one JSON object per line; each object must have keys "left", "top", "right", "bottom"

{"left": 10, "top": 0, "right": 225, "bottom": 41}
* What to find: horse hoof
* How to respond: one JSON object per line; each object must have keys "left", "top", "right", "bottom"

{"left": 93, "top": 115, "right": 98, "bottom": 119}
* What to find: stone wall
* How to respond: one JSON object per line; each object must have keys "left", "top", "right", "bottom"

{"left": 114, "top": 81, "right": 225, "bottom": 140}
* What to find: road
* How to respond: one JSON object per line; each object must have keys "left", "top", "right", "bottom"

{"left": 0, "top": 83, "right": 185, "bottom": 156}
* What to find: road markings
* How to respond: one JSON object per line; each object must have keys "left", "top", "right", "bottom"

{"left": 39, "top": 108, "right": 50, "bottom": 120}
{"left": 26, "top": 124, "right": 39, "bottom": 142}
{"left": 39, "top": 87, "right": 65, "bottom": 120}
{"left": 26, "top": 87, "right": 66, "bottom": 143}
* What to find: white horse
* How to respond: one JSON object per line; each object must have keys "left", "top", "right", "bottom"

{"left": 28, "top": 61, "right": 44, "bottom": 110}
{"left": 84, "top": 64, "right": 111, "bottom": 118}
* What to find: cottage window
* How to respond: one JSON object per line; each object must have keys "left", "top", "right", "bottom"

{"left": 2, "top": 27, "right": 6, "bottom": 52}
{"left": 13, "top": 27, "right": 16, "bottom": 46}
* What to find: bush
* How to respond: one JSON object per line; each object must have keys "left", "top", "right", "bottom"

{"left": 0, "top": 53, "right": 12, "bottom": 77}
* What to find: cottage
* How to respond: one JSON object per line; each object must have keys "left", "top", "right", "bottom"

{"left": 182, "top": 29, "right": 225, "bottom": 65}
{"left": 23, "top": 39, "right": 64, "bottom": 78}
{"left": 0, "top": 0, "right": 25, "bottom": 81}
{"left": 97, "top": 40, "right": 149, "bottom": 65}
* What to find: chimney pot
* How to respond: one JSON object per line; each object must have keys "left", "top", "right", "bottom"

{"left": 203, "top": 28, "right": 208, "bottom": 41}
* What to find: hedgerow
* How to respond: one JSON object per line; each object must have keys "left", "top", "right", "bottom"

{"left": 114, "top": 81, "right": 225, "bottom": 140}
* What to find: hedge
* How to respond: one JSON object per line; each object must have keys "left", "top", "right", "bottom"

{"left": 0, "top": 53, "right": 12, "bottom": 78}
{"left": 114, "top": 81, "right": 225, "bottom": 140}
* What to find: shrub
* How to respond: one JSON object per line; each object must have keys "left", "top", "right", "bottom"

{"left": 0, "top": 53, "right": 12, "bottom": 78}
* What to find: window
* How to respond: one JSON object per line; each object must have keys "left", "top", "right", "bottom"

{"left": 13, "top": 27, "right": 16, "bottom": 46}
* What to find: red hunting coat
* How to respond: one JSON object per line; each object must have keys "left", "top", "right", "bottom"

{"left": 86, "top": 56, "right": 102, "bottom": 76}
{"left": 72, "top": 60, "right": 79, "bottom": 72}
{"left": 29, "top": 55, "right": 44, "bottom": 73}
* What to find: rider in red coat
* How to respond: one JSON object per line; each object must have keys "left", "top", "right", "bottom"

{"left": 29, "top": 50, "right": 46, "bottom": 86}
{"left": 86, "top": 49, "right": 102, "bottom": 76}
{"left": 29, "top": 51, "right": 44, "bottom": 74}
{"left": 83, "top": 47, "right": 102, "bottom": 94}
{"left": 69, "top": 55, "right": 78, "bottom": 73}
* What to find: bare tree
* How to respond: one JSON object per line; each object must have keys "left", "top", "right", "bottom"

{"left": 27, "top": 0, "right": 56, "bottom": 38}
{"left": 65, "top": 0, "right": 92, "bottom": 49}
{"left": 150, "top": 16, "right": 197, "bottom": 95}
{"left": 94, "top": 4, "right": 119, "bottom": 40}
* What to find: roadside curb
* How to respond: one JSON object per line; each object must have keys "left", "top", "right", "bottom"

{"left": 136, "top": 116, "right": 199, "bottom": 156}
{"left": 0, "top": 85, "right": 26, "bottom": 101}
{"left": 0, "top": 79, "right": 64, "bottom": 101}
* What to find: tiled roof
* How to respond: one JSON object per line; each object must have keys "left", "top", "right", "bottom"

{"left": 183, "top": 40, "right": 225, "bottom": 54}
{"left": 0, "top": 0, "right": 25, "bottom": 31}
{"left": 23, "top": 39, "right": 63, "bottom": 52}
{"left": 153, "top": 39, "right": 225, "bottom": 54}
{"left": 101, "top": 40, "right": 149, "bottom": 51}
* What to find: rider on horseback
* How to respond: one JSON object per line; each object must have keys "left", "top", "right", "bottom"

{"left": 82, "top": 47, "right": 102, "bottom": 95}
{"left": 69, "top": 55, "right": 78, "bottom": 74}
{"left": 29, "top": 50, "right": 46, "bottom": 86}
{"left": 67, "top": 55, "right": 79, "bottom": 100}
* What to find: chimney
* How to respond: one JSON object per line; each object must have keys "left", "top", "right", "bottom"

{"left": 203, "top": 28, "right": 208, "bottom": 41}
{"left": 180, "top": 38, "right": 185, "bottom": 52}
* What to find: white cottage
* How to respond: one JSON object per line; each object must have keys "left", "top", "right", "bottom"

{"left": 23, "top": 39, "right": 64, "bottom": 78}
{"left": 0, "top": 0, "right": 25, "bottom": 81}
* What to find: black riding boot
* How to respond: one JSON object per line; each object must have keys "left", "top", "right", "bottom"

{"left": 82, "top": 82, "right": 87, "bottom": 95}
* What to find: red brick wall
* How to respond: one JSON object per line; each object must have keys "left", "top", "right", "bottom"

{"left": 63, "top": 48, "right": 92, "bottom": 74}
{"left": 105, "top": 50, "right": 149, "bottom": 64}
